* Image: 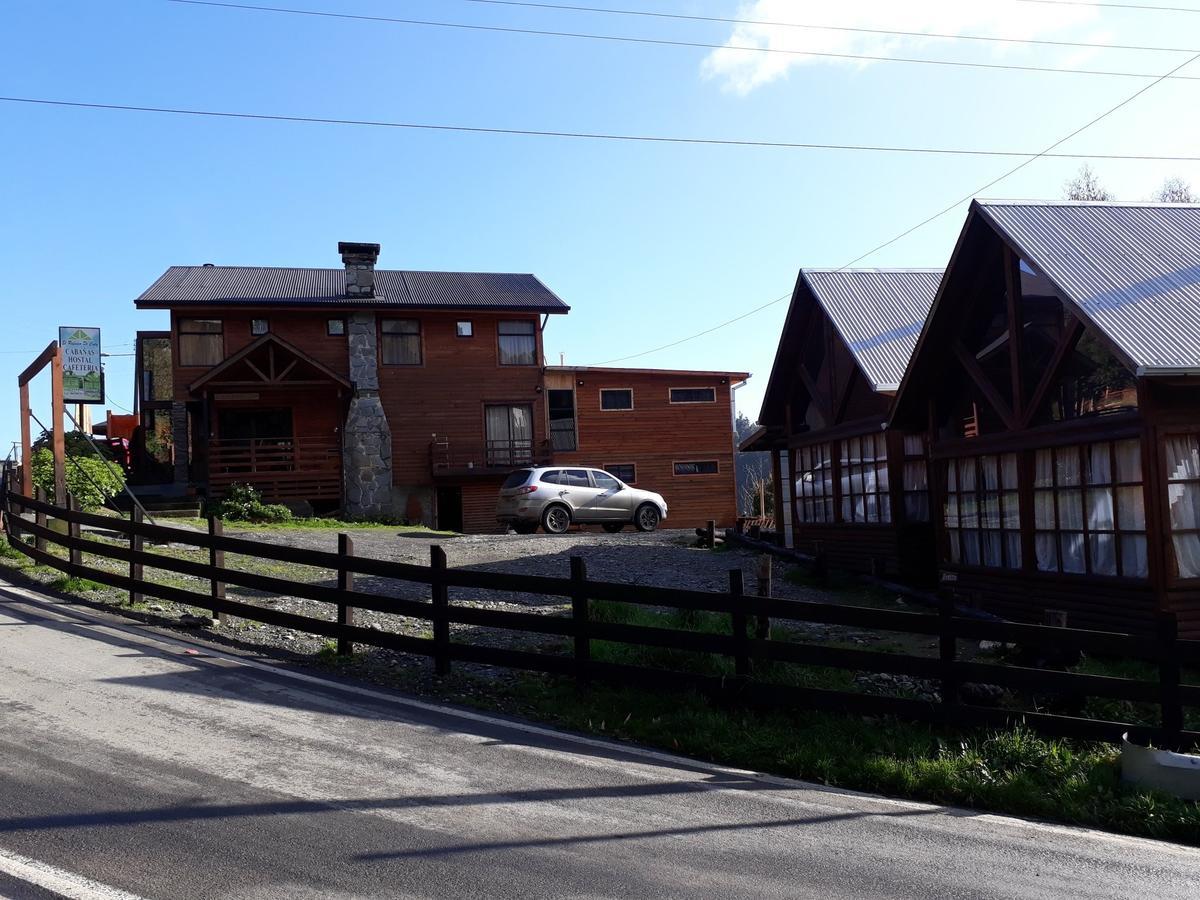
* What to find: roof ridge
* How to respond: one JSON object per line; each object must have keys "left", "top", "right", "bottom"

{"left": 977, "top": 198, "right": 1200, "bottom": 209}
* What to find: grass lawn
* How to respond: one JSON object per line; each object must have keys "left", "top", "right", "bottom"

{"left": 0, "top": 536, "right": 1196, "bottom": 845}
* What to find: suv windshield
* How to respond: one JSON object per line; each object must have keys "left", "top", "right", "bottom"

{"left": 502, "top": 470, "right": 533, "bottom": 489}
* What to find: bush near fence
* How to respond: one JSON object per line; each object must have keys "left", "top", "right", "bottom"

{"left": 3, "top": 487, "right": 1198, "bottom": 750}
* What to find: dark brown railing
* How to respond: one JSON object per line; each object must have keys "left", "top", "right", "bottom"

{"left": 208, "top": 437, "right": 341, "bottom": 501}
{"left": 3, "top": 488, "right": 1197, "bottom": 749}
{"left": 429, "top": 437, "right": 551, "bottom": 476}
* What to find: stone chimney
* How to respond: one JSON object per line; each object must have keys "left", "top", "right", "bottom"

{"left": 339, "top": 241, "right": 380, "bottom": 298}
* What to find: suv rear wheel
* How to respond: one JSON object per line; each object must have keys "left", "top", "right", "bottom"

{"left": 634, "top": 504, "right": 660, "bottom": 532}
{"left": 541, "top": 504, "right": 571, "bottom": 535}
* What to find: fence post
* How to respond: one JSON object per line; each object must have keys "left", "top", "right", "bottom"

{"left": 1157, "top": 612, "right": 1183, "bottom": 750}
{"left": 129, "top": 506, "right": 143, "bottom": 608}
{"left": 337, "top": 533, "right": 355, "bottom": 656}
{"left": 66, "top": 493, "right": 82, "bottom": 571}
{"left": 208, "top": 516, "right": 225, "bottom": 625}
{"left": 570, "top": 556, "right": 590, "bottom": 686}
{"left": 754, "top": 554, "right": 772, "bottom": 642}
{"left": 729, "top": 568, "right": 749, "bottom": 678}
{"left": 34, "top": 485, "right": 47, "bottom": 553}
{"left": 812, "top": 540, "right": 828, "bottom": 585}
{"left": 706, "top": 520, "right": 716, "bottom": 550}
{"left": 431, "top": 545, "right": 450, "bottom": 676}
{"left": 938, "top": 595, "right": 959, "bottom": 714}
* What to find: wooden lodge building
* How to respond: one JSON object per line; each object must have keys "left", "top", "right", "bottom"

{"left": 131, "top": 242, "right": 747, "bottom": 533}
{"left": 741, "top": 268, "right": 943, "bottom": 582}
{"left": 752, "top": 200, "right": 1200, "bottom": 636}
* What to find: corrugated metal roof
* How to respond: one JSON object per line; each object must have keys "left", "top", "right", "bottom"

{"left": 800, "top": 268, "right": 943, "bottom": 391}
{"left": 978, "top": 201, "right": 1200, "bottom": 373}
{"left": 135, "top": 266, "right": 570, "bottom": 313}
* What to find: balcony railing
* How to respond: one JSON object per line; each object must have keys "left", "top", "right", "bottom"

{"left": 208, "top": 436, "right": 342, "bottom": 501}
{"left": 430, "top": 437, "right": 551, "bottom": 476}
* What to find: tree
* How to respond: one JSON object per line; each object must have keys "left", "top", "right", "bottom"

{"left": 734, "top": 412, "right": 773, "bottom": 516}
{"left": 1154, "top": 176, "right": 1195, "bottom": 203}
{"left": 1063, "top": 164, "right": 1113, "bottom": 201}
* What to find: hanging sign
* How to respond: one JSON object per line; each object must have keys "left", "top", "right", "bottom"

{"left": 59, "top": 326, "right": 104, "bottom": 403}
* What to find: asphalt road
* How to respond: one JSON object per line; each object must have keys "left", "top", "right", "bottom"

{"left": 0, "top": 579, "right": 1196, "bottom": 899}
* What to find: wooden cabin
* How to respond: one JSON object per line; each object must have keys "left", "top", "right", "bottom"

{"left": 133, "top": 242, "right": 749, "bottom": 532}
{"left": 891, "top": 200, "right": 1200, "bottom": 636}
{"left": 743, "top": 269, "right": 942, "bottom": 581}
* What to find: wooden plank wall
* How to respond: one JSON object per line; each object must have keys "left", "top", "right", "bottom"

{"left": 556, "top": 370, "right": 739, "bottom": 528}
{"left": 460, "top": 479, "right": 509, "bottom": 534}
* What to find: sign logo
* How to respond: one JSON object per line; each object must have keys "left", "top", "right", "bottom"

{"left": 58, "top": 326, "right": 103, "bottom": 404}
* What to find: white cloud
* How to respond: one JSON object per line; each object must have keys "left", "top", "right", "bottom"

{"left": 702, "top": 0, "right": 1101, "bottom": 95}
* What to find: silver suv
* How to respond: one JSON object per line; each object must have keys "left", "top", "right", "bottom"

{"left": 497, "top": 467, "right": 669, "bottom": 534}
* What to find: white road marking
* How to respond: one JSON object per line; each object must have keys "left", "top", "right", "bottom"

{"left": 0, "top": 579, "right": 1193, "bottom": 858}
{"left": 0, "top": 846, "right": 145, "bottom": 899}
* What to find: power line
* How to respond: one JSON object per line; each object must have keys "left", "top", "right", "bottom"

{"left": 592, "top": 48, "right": 1200, "bottom": 366}
{"left": 5, "top": 95, "right": 1200, "bottom": 162}
{"left": 168, "top": 0, "right": 1200, "bottom": 82}
{"left": 1009, "top": 0, "right": 1200, "bottom": 12}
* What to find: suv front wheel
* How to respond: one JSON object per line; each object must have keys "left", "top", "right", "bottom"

{"left": 541, "top": 504, "right": 572, "bottom": 535}
{"left": 634, "top": 504, "right": 660, "bottom": 532}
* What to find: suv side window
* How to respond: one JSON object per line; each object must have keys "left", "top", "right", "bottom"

{"left": 564, "top": 469, "right": 591, "bottom": 487}
{"left": 540, "top": 470, "right": 563, "bottom": 485}
{"left": 592, "top": 471, "right": 620, "bottom": 491}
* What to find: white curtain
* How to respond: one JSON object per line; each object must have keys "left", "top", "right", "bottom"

{"left": 1121, "top": 535, "right": 1149, "bottom": 579}
{"left": 1165, "top": 436, "right": 1200, "bottom": 481}
{"left": 1087, "top": 443, "right": 1112, "bottom": 485}
{"left": 1089, "top": 533, "right": 1117, "bottom": 576}
{"left": 1172, "top": 536, "right": 1200, "bottom": 579}
{"left": 1036, "top": 533, "right": 1057, "bottom": 572}
{"left": 1058, "top": 489, "right": 1084, "bottom": 530}
{"left": 1115, "top": 439, "right": 1143, "bottom": 483}
{"left": 1164, "top": 435, "right": 1200, "bottom": 578}
{"left": 1035, "top": 448, "right": 1054, "bottom": 488}
{"left": 1056, "top": 448, "right": 1081, "bottom": 487}
{"left": 1060, "top": 532, "right": 1086, "bottom": 573}
{"left": 1087, "top": 488, "right": 1115, "bottom": 530}
{"left": 1117, "top": 485, "right": 1146, "bottom": 530}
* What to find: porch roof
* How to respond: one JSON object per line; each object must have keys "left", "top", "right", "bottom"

{"left": 189, "top": 333, "right": 352, "bottom": 392}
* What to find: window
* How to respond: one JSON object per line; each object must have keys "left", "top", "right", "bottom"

{"left": 250, "top": 318, "right": 268, "bottom": 336}
{"left": 605, "top": 464, "right": 636, "bottom": 484}
{"left": 178, "top": 318, "right": 223, "bottom": 367}
{"left": 485, "top": 404, "right": 533, "bottom": 466}
{"left": 945, "top": 454, "right": 1021, "bottom": 569}
{"left": 548, "top": 389, "right": 577, "bottom": 452}
{"left": 1165, "top": 434, "right": 1200, "bottom": 579}
{"left": 902, "top": 434, "right": 929, "bottom": 522}
{"left": 840, "top": 434, "right": 890, "bottom": 524}
{"left": 540, "top": 470, "right": 563, "bottom": 485}
{"left": 498, "top": 320, "right": 537, "bottom": 365}
{"left": 600, "top": 389, "right": 633, "bottom": 411}
{"left": 674, "top": 460, "right": 719, "bottom": 476}
{"left": 457, "top": 321, "right": 473, "bottom": 337}
{"left": 592, "top": 471, "right": 620, "bottom": 491}
{"left": 794, "top": 443, "right": 834, "bottom": 524}
{"left": 381, "top": 319, "right": 422, "bottom": 365}
{"left": 562, "top": 469, "right": 591, "bottom": 487}
{"left": 669, "top": 387, "right": 716, "bottom": 404}
{"left": 138, "top": 335, "right": 172, "bottom": 403}
{"left": 1033, "top": 440, "right": 1146, "bottom": 578}
{"left": 327, "top": 319, "right": 345, "bottom": 336}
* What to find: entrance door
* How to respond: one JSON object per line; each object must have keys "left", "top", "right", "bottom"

{"left": 436, "top": 486, "right": 464, "bottom": 532}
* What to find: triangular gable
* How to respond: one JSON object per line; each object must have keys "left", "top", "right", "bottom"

{"left": 189, "top": 333, "right": 352, "bottom": 392}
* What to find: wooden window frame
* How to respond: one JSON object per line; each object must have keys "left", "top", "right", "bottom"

{"left": 901, "top": 434, "right": 930, "bottom": 523}
{"left": 381, "top": 318, "right": 423, "bottom": 367}
{"left": 1163, "top": 429, "right": 1200, "bottom": 584}
{"left": 599, "top": 388, "right": 634, "bottom": 412}
{"left": 838, "top": 433, "right": 891, "bottom": 525}
{"left": 604, "top": 463, "right": 637, "bottom": 484}
{"left": 1031, "top": 440, "right": 1147, "bottom": 580}
{"left": 177, "top": 318, "right": 224, "bottom": 368}
{"left": 456, "top": 320, "right": 473, "bottom": 338}
{"left": 794, "top": 442, "right": 834, "bottom": 525}
{"left": 668, "top": 386, "right": 717, "bottom": 404}
{"left": 497, "top": 319, "right": 538, "bottom": 366}
{"left": 673, "top": 460, "right": 720, "bottom": 477}
{"left": 944, "top": 453, "right": 1022, "bottom": 571}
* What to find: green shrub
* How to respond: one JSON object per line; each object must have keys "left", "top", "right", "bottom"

{"left": 31, "top": 446, "right": 125, "bottom": 511}
{"left": 212, "top": 483, "right": 294, "bottom": 523}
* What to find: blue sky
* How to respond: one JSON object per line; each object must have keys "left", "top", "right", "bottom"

{"left": 2, "top": 0, "right": 1199, "bottom": 450}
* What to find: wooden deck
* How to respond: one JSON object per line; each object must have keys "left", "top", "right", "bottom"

{"left": 207, "top": 437, "right": 341, "bottom": 501}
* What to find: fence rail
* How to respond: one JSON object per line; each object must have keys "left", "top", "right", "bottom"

{"left": 3, "top": 488, "right": 1198, "bottom": 749}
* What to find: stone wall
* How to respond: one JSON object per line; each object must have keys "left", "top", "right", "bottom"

{"left": 344, "top": 313, "right": 394, "bottom": 518}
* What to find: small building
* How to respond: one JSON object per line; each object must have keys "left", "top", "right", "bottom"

{"left": 743, "top": 269, "right": 942, "bottom": 582}
{"left": 891, "top": 200, "right": 1200, "bottom": 636}
{"left": 132, "top": 242, "right": 747, "bottom": 532}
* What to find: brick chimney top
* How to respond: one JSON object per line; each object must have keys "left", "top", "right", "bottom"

{"left": 339, "top": 242, "right": 381, "bottom": 297}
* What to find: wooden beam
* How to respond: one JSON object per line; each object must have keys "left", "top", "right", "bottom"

{"left": 18, "top": 381, "right": 32, "bottom": 495}
{"left": 275, "top": 359, "right": 299, "bottom": 382}
{"left": 243, "top": 358, "right": 269, "bottom": 383}
{"left": 796, "top": 366, "right": 831, "bottom": 424}
{"left": 952, "top": 340, "right": 1015, "bottom": 430}
{"left": 18, "top": 342, "right": 58, "bottom": 387}
{"left": 50, "top": 345, "right": 66, "bottom": 504}
{"left": 833, "top": 365, "right": 858, "bottom": 425}
{"left": 1023, "top": 318, "right": 1084, "bottom": 429}
{"left": 1003, "top": 246, "right": 1024, "bottom": 425}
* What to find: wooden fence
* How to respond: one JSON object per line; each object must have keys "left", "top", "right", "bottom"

{"left": 3, "top": 488, "right": 1198, "bottom": 749}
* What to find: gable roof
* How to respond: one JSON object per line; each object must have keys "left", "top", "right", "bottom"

{"left": 189, "top": 332, "right": 352, "bottom": 392}
{"left": 977, "top": 200, "right": 1200, "bottom": 374}
{"left": 800, "top": 269, "right": 944, "bottom": 392}
{"left": 136, "top": 266, "right": 570, "bottom": 314}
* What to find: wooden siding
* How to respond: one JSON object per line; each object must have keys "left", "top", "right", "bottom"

{"left": 378, "top": 311, "right": 545, "bottom": 488}
{"left": 793, "top": 522, "right": 935, "bottom": 583}
{"left": 554, "top": 370, "right": 738, "bottom": 528}
{"left": 461, "top": 479, "right": 508, "bottom": 534}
